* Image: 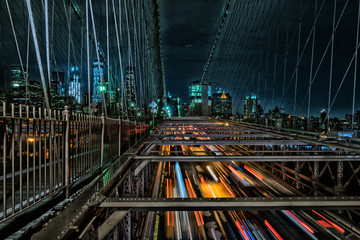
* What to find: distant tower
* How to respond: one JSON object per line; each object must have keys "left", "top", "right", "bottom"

{"left": 244, "top": 95, "right": 258, "bottom": 117}
{"left": 220, "top": 90, "right": 231, "bottom": 119}
{"left": 211, "top": 88, "right": 232, "bottom": 119}
{"left": 10, "top": 64, "right": 28, "bottom": 88}
{"left": 125, "top": 66, "right": 136, "bottom": 116}
{"left": 92, "top": 60, "right": 106, "bottom": 103}
{"left": 189, "top": 80, "right": 211, "bottom": 116}
{"left": 69, "top": 66, "right": 81, "bottom": 103}
{"left": 51, "top": 71, "right": 65, "bottom": 97}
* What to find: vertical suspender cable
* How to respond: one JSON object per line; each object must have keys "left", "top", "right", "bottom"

{"left": 111, "top": 0, "right": 124, "bottom": 117}
{"left": 257, "top": 50, "right": 262, "bottom": 100}
{"left": 86, "top": 0, "right": 91, "bottom": 113}
{"left": 45, "top": 0, "right": 51, "bottom": 105}
{"left": 327, "top": 0, "right": 337, "bottom": 130}
{"left": 5, "top": 0, "right": 28, "bottom": 101}
{"left": 264, "top": 28, "right": 271, "bottom": 107}
{"left": 89, "top": 0, "right": 108, "bottom": 117}
{"left": 25, "top": 0, "right": 50, "bottom": 110}
{"left": 307, "top": 0, "right": 317, "bottom": 130}
{"left": 106, "top": 0, "right": 110, "bottom": 116}
{"left": 294, "top": 21, "right": 301, "bottom": 113}
{"left": 65, "top": 0, "right": 71, "bottom": 102}
{"left": 124, "top": 0, "right": 132, "bottom": 118}
{"left": 352, "top": 1, "right": 360, "bottom": 132}
{"left": 26, "top": 21, "right": 30, "bottom": 104}
{"left": 119, "top": 0, "right": 126, "bottom": 118}
{"left": 282, "top": 23, "right": 289, "bottom": 106}
{"left": 272, "top": 24, "right": 279, "bottom": 108}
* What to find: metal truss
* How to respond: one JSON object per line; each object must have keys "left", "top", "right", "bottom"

{"left": 99, "top": 197, "right": 360, "bottom": 211}
{"left": 134, "top": 155, "right": 360, "bottom": 162}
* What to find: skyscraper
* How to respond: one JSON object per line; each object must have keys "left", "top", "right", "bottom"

{"left": 69, "top": 66, "right": 81, "bottom": 103}
{"left": 10, "top": 64, "right": 28, "bottom": 88}
{"left": 52, "top": 71, "right": 65, "bottom": 97}
{"left": 9, "top": 65, "right": 29, "bottom": 104}
{"left": 125, "top": 66, "right": 136, "bottom": 117}
{"left": 244, "top": 95, "right": 258, "bottom": 117}
{"left": 189, "top": 80, "right": 211, "bottom": 116}
{"left": 212, "top": 88, "right": 232, "bottom": 118}
{"left": 92, "top": 60, "right": 106, "bottom": 103}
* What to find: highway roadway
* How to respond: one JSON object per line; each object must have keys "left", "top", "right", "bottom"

{"left": 145, "top": 121, "right": 349, "bottom": 240}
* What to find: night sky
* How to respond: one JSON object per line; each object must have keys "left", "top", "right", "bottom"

{"left": 159, "top": 0, "right": 224, "bottom": 100}
{"left": 159, "top": 0, "right": 360, "bottom": 117}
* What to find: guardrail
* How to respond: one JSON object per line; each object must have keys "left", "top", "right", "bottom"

{"left": 0, "top": 102, "right": 149, "bottom": 222}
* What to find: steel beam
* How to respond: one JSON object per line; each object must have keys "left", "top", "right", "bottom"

{"left": 159, "top": 129, "right": 255, "bottom": 133}
{"left": 232, "top": 122, "right": 360, "bottom": 153}
{"left": 98, "top": 210, "right": 130, "bottom": 240}
{"left": 134, "top": 155, "right": 360, "bottom": 162}
{"left": 151, "top": 139, "right": 307, "bottom": 146}
{"left": 152, "top": 133, "right": 274, "bottom": 138}
{"left": 99, "top": 197, "right": 360, "bottom": 210}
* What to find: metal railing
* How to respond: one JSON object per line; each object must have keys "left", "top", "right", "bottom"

{"left": 0, "top": 102, "right": 149, "bottom": 222}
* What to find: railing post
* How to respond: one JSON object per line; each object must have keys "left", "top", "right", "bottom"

{"left": 101, "top": 114, "right": 105, "bottom": 169}
{"left": 64, "top": 106, "right": 70, "bottom": 198}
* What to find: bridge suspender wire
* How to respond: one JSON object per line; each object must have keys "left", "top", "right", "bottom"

{"left": 213, "top": 0, "right": 269, "bottom": 106}
{"left": 86, "top": 0, "right": 91, "bottom": 114}
{"left": 282, "top": 23, "right": 289, "bottom": 110}
{"left": 327, "top": 0, "right": 337, "bottom": 129}
{"left": 118, "top": 0, "right": 126, "bottom": 117}
{"left": 26, "top": 20, "right": 30, "bottom": 104}
{"left": 221, "top": 0, "right": 283, "bottom": 113}
{"left": 130, "top": 0, "right": 139, "bottom": 119}
{"left": 294, "top": 20, "right": 301, "bottom": 113}
{"left": 64, "top": 0, "right": 71, "bottom": 105}
{"left": 25, "top": 0, "right": 50, "bottom": 110}
{"left": 137, "top": 1, "right": 146, "bottom": 119}
{"left": 123, "top": 0, "right": 132, "bottom": 118}
{"left": 271, "top": 24, "right": 280, "bottom": 108}
{"left": 352, "top": 1, "right": 360, "bottom": 132}
{"left": 200, "top": 0, "right": 231, "bottom": 83}
{"left": 111, "top": 0, "right": 124, "bottom": 118}
{"left": 133, "top": 1, "right": 142, "bottom": 118}
{"left": 235, "top": 0, "right": 288, "bottom": 114}
{"left": 89, "top": 0, "right": 108, "bottom": 117}
{"left": 5, "top": 0, "right": 29, "bottom": 102}
{"left": 307, "top": 0, "right": 317, "bottom": 130}
{"left": 45, "top": 0, "right": 51, "bottom": 104}
{"left": 137, "top": 1, "right": 146, "bottom": 117}
{"left": 106, "top": 0, "right": 110, "bottom": 115}
{"left": 329, "top": 40, "right": 360, "bottom": 110}
{"left": 283, "top": 0, "right": 348, "bottom": 113}
{"left": 213, "top": 1, "right": 252, "bottom": 94}
{"left": 216, "top": 1, "right": 263, "bottom": 110}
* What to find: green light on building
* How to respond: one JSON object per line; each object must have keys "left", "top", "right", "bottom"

{"left": 99, "top": 85, "right": 106, "bottom": 92}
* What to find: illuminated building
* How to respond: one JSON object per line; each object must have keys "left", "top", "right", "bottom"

{"left": 69, "top": 66, "right": 81, "bottom": 103}
{"left": 212, "top": 88, "right": 232, "bottom": 119}
{"left": 92, "top": 60, "right": 106, "bottom": 103}
{"left": 166, "top": 93, "right": 182, "bottom": 117}
{"left": 244, "top": 95, "right": 258, "bottom": 117}
{"left": 9, "top": 65, "right": 30, "bottom": 104}
{"left": 52, "top": 71, "right": 65, "bottom": 96}
{"left": 27, "top": 80, "right": 44, "bottom": 107}
{"left": 125, "top": 66, "right": 137, "bottom": 117}
{"left": 189, "top": 80, "right": 211, "bottom": 116}
{"left": 10, "top": 65, "right": 28, "bottom": 88}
